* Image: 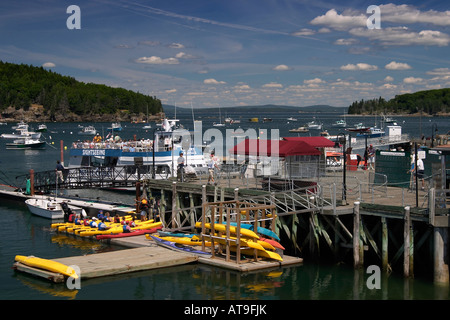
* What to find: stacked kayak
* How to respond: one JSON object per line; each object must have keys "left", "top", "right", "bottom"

{"left": 147, "top": 222, "right": 284, "bottom": 262}
{"left": 96, "top": 226, "right": 161, "bottom": 240}
{"left": 15, "top": 255, "right": 79, "bottom": 279}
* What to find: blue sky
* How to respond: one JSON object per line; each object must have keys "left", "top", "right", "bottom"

{"left": 1, "top": 0, "right": 449, "bottom": 108}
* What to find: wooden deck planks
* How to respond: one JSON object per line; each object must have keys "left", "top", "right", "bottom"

{"left": 52, "top": 246, "right": 198, "bottom": 279}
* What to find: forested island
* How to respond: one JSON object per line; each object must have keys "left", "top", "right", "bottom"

{"left": 0, "top": 61, "right": 163, "bottom": 122}
{"left": 348, "top": 88, "right": 450, "bottom": 115}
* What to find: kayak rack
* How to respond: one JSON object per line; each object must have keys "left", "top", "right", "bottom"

{"left": 199, "top": 200, "right": 277, "bottom": 264}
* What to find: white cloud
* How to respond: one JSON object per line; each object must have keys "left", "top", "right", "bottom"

{"left": 292, "top": 28, "right": 315, "bottom": 36}
{"left": 273, "top": 64, "right": 292, "bottom": 71}
{"left": 310, "top": 9, "right": 366, "bottom": 31}
{"left": 384, "top": 76, "right": 394, "bottom": 82}
{"left": 168, "top": 42, "right": 185, "bottom": 49}
{"left": 304, "top": 78, "right": 325, "bottom": 84}
{"left": 403, "top": 77, "right": 423, "bottom": 84}
{"left": 334, "top": 38, "right": 357, "bottom": 45}
{"left": 349, "top": 27, "right": 450, "bottom": 47}
{"left": 204, "top": 78, "right": 226, "bottom": 85}
{"left": 42, "top": 62, "right": 55, "bottom": 68}
{"left": 426, "top": 68, "right": 450, "bottom": 76}
{"left": 262, "top": 82, "right": 283, "bottom": 88}
{"left": 135, "top": 56, "right": 179, "bottom": 65}
{"left": 385, "top": 61, "right": 412, "bottom": 70}
{"left": 340, "top": 63, "right": 378, "bottom": 71}
{"left": 165, "top": 89, "right": 177, "bottom": 94}
{"left": 175, "top": 52, "right": 198, "bottom": 59}
{"left": 379, "top": 4, "right": 450, "bottom": 27}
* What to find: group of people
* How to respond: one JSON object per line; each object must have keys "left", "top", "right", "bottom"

{"left": 177, "top": 150, "right": 220, "bottom": 184}
{"left": 354, "top": 144, "right": 376, "bottom": 170}
{"left": 138, "top": 197, "right": 160, "bottom": 221}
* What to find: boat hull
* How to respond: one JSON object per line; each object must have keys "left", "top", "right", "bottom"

{"left": 25, "top": 198, "right": 65, "bottom": 219}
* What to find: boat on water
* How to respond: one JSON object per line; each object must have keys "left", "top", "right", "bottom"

{"left": 306, "top": 120, "right": 323, "bottom": 130}
{"left": 108, "top": 122, "right": 122, "bottom": 132}
{"left": 287, "top": 117, "right": 297, "bottom": 122}
{"left": 249, "top": 118, "right": 259, "bottom": 122}
{"left": 25, "top": 198, "right": 84, "bottom": 220}
{"left": 1, "top": 122, "right": 41, "bottom": 139}
{"left": 78, "top": 125, "right": 97, "bottom": 135}
{"left": 37, "top": 124, "right": 47, "bottom": 132}
{"left": 6, "top": 138, "right": 45, "bottom": 149}
{"left": 263, "top": 118, "right": 272, "bottom": 122}
{"left": 68, "top": 119, "right": 208, "bottom": 180}
{"left": 356, "top": 127, "right": 385, "bottom": 138}
{"left": 289, "top": 126, "right": 309, "bottom": 133}
{"left": 332, "top": 119, "right": 347, "bottom": 127}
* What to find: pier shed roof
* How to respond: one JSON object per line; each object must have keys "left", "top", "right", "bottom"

{"left": 282, "top": 136, "right": 335, "bottom": 148}
{"left": 230, "top": 139, "right": 321, "bottom": 157}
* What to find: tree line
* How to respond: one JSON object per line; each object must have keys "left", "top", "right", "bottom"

{"left": 0, "top": 61, "right": 162, "bottom": 119}
{"left": 348, "top": 88, "right": 450, "bottom": 115}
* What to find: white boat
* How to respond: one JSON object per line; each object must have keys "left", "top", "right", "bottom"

{"left": 356, "top": 127, "right": 385, "bottom": 138}
{"left": 332, "top": 119, "right": 347, "bottom": 127}
{"left": 306, "top": 120, "right": 323, "bottom": 130}
{"left": 25, "top": 198, "right": 84, "bottom": 220}
{"left": 1, "top": 122, "right": 41, "bottom": 139}
{"left": 142, "top": 124, "right": 152, "bottom": 129}
{"left": 37, "top": 124, "right": 47, "bottom": 132}
{"left": 212, "top": 122, "right": 225, "bottom": 127}
{"left": 78, "top": 125, "right": 97, "bottom": 135}
{"left": 289, "top": 126, "right": 309, "bottom": 133}
{"left": 6, "top": 138, "right": 45, "bottom": 149}
{"left": 287, "top": 117, "right": 297, "bottom": 122}
{"left": 108, "top": 122, "right": 122, "bottom": 131}
{"left": 68, "top": 118, "right": 208, "bottom": 179}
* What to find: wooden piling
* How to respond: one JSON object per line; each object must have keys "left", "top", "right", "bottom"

{"left": 353, "top": 201, "right": 362, "bottom": 268}
{"left": 381, "top": 216, "right": 389, "bottom": 272}
{"left": 171, "top": 182, "right": 177, "bottom": 228}
{"left": 29, "top": 169, "right": 35, "bottom": 196}
{"left": 433, "top": 226, "right": 449, "bottom": 285}
{"left": 404, "top": 206, "right": 410, "bottom": 278}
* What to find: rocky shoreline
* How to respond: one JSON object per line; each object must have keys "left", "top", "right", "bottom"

{"left": 0, "top": 105, "right": 165, "bottom": 123}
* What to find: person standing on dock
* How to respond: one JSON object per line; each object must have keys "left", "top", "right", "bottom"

{"left": 367, "top": 144, "right": 375, "bottom": 170}
{"left": 177, "top": 151, "right": 185, "bottom": 182}
{"left": 56, "top": 160, "right": 64, "bottom": 183}
{"left": 207, "top": 151, "right": 220, "bottom": 185}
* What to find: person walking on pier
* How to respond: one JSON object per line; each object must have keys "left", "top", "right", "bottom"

{"left": 367, "top": 144, "right": 375, "bottom": 170}
{"left": 207, "top": 151, "right": 219, "bottom": 185}
{"left": 56, "top": 160, "right": 64, "bottom": 183}
{"left": 177, "top": 151, "right": 185, "bottom": 182}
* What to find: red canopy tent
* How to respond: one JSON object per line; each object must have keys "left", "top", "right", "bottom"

{"left": 230, "top": 139, "right": 321, "bottom": 157}
{"left": 282, "top": 136, "right": 335, "bottom": 148}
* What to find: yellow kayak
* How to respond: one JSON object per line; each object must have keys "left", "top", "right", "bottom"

{"left": 15, "top": 255, "right": 79, "bottom": 279}
{"left": 195, "top": 222, "right": 259, "bottom": 239}
{"left": 231, "top": 247, "right": 283, "bottom": 262}
{"left": 79, "top": 221, "right": 161, "bottom": 237}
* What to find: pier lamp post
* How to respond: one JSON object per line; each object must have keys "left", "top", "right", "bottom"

{"left": 431, "top": 124, "right": 438, "bottom": 148}
{"left": 335, "top": 133, "right": 347, "bottom": 205}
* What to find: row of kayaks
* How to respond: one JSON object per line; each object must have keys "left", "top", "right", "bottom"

{"left": 146, "top": 221, "right": 285, "bottom": 262}
{"left": 51, "top": 216, "right": 162, "bottom": 238}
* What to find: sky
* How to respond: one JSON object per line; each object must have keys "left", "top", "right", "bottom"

{"left": 0, "top": 0, "right": 449, "bottom": 109}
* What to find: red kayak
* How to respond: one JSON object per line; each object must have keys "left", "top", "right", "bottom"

{"left": 260, "top": 237, "right": 285, "bottom": 250}
{"left": 96, "top": 227, "right": 161, "bottom": 240}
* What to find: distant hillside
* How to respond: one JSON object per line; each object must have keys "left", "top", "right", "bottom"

{"left": 0, "top": 61, "right": 162, "bottom": 122}
{"left": 348, "top": 88, "right": 450, "bottom": 115}
{"left": 163, "top": 104, "right": 346, "bottom": 114}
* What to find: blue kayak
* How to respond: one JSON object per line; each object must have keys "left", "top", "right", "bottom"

{"left": 226, "top": 222, "right": 280, "bottom": 241}
{"left": 150, "top": 235, "right": 211, "bottom": 257}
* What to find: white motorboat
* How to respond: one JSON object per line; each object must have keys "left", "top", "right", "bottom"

{"left": 25, "top": 198, "right": 84, "bottom": 220}
{"left": 1, "top": 122, "right": 41, "bottom": 139}
{"left": 37, "top": 124, "right": 48, "bottom": 132}
{"left": 287, "top": 117, "right": 297, "bottom": 122}
{"left": 108, "top": 122, "right": 122, "bottom": 131}
{"left": 332, "top": 119, "right": 347, "bottom": 127}
{"left": 78, "top": 125, "right": 97, "bottom": 135}
{"left": 306, "top": 120, "right": 323, "bottom": 130}
{"left": 5, "top": 138, "right": 45, "bottom": 149}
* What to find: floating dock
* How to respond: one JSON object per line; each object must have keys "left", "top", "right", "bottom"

{"left": 13, "top": 235, "right": 303, "bottom": 282}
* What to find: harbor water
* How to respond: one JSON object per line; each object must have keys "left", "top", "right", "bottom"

{"left": 0, "top": 111, "right": 449, "bottom": 301}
